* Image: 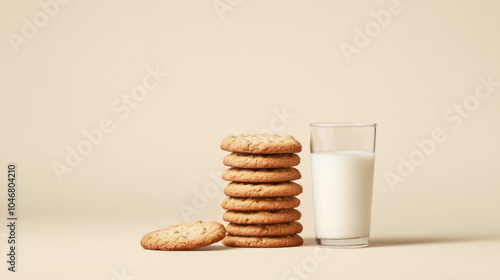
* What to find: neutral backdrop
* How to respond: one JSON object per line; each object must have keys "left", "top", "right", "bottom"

{"left": 1, "top": 0, "right": 499, "bottom": 279}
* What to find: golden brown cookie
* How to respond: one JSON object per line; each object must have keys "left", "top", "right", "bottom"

{"left": 140, "top": 221, "right": 225, "bottom": 251}
{"left": 226, "top": 222, "right": 303, "bottom": 237}
{"left": 222, "top": 167, "right": 301, "bottom": 183}
{"left": 222, "top": 196, "right": 300, "bottom": 211}
{"left": 220, "top": 134, "right": 302, "bottom": 154}
{"left": 222, "top": 234, "right": 303, "bottom": 248}
{"left": 224, "top": 182, "right": 303, "bottom": 197}
{"left": 223, "top": 209, "right": 301, "bottom": 224}
{"left": 223, "top": 153, "right": 300, "bottom": 169}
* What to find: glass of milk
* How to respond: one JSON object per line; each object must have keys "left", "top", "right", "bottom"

{"left": 310, "top": 123, "right": 376, "bottom": 248}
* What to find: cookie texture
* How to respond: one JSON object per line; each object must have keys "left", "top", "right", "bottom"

{"left": 140, "top": 221, "right": 225, "bottom": 251}
{"left": 222, "top": 234, "right": 303, "bottom": 248}
{"left": 220, "top": 134, "right": 302, "bottom": 154}
{"left": 223, "top": 153, "right": 301, "bottom": 169}
{"left": 223, "top": 209, "right": 301, "bottom": 224}
{"left": 222, "top": 167, "right": 301, "bottom": 183}
{"left": 222, "top": 196, "right": 300, "bottom": 211}
{"left": 224, "top": 182, "right": 303, "bottom": 198}
{"left": 226, "top": 222, "right": 303, "bottom": 237}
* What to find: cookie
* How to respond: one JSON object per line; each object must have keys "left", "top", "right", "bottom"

{"left": 224, "top": 182, "right": 303, "bottom": 198}
{"left": 222, "top": 196, "right": 300, "bottom": 211}
{"left": 140, "top": 221, "right": 225, "bottom": 251}
{"left": 220, "top": 134, "right": 302, "bottom": 154}
{"left": 222, "top": 167, "right": 301, "bottom": 183}
{"left": 222, "top": 234, "right": 303, "bottom": 248}
{"left": 223, "top": 153, "right": 300, "bottom": 169}
{"left": 226, "top": 222, "right": 303, "bottom": 237}
{"left": 223, "top": 209, "right": 301, "bottom": 224}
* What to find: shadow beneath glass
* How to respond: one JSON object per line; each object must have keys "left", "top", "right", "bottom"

{"left": 368, "top": 236, "right": 495, "bottom": 248}
{"left": 300, "top": 236, "right": 498, "bottom": 248}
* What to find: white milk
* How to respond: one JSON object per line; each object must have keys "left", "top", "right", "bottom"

{"left": 311, "top": 150, "right": 375, "bottom": 239}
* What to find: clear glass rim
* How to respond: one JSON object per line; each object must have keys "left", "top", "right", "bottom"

{"left": 309, "top": 122, "right": 376, "bottom": 127}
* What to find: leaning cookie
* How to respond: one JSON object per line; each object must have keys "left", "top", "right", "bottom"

{"left": 223, "top": 153, "right": 300, "bottom": 169}
{"left": 226, "top": 222, "right": 303, "bottom": 237}
{"left": 221, "top": 134, "right": 302, "bottom": 154}
{"left": 222, "top": 234, "right": 303, "bottom": 248}
{"left": 223, "top": 209, "right": 301, "bottom": 224}
{"left": 140, "top": 221, "right": 225, "bottom": 251}
{"left": 222, "top": 196, "right": 300, "bottom": 211}
{"left": 222, "top": 167, "right": 301, "bottom": 183}
{"left": 224, "top": 182, "right": 303, "bottom": 197}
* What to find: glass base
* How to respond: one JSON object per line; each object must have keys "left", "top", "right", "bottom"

{"left": 316, "top": 236, "right": 369, "bottom": 248}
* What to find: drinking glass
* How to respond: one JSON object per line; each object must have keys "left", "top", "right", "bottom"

{"left": 310, "top": 123, "right": 376, "bottom": 248}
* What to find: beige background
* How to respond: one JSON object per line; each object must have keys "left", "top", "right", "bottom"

{"left": 1, "top": 0, "right": 499, "bottom": 279}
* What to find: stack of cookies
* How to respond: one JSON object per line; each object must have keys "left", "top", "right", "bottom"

{"left": 219, "top": 134, "right": 304, "bottom": 248}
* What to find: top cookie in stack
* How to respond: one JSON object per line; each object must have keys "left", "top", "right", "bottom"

{"left": 220, "top": 134, "right": 304, "bottom": 248}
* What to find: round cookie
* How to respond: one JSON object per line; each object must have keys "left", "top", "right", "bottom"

{"left": 223, "top": 209, "right": 301, "bottom": 224}
{"left": 220, "top": 134, "right": 302, "bottom": 154}
{"left": 224, "top": 182, "right": 303, "bottom": 198}
{"left": 226, "top": 222, "right": 303, "bottom": 237}
{"left": 223, "top": 153, "right": 300, "bottom": 169}
{"left": 222, "top": 167, "right": 301, "bottom": 183}
{"left": 222, "top": 196, "right": 300, "bottom": 211}
{"left": 140, "top": 221, "right": 225, "bottom": 251}
{"left": 222, "top": 234, "right": 303, "bottom": 248}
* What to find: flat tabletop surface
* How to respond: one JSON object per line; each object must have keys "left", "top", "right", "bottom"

{"left": 2, "top": 217, "right": 498, "bottom": 280}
